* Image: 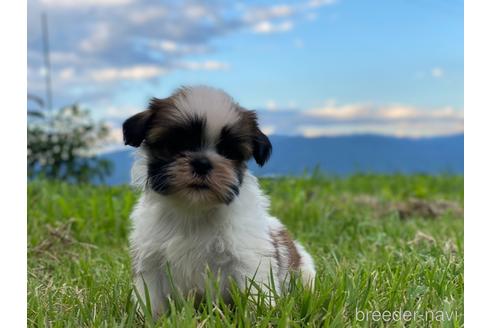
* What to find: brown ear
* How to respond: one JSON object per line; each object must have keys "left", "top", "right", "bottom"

{"left": 122, "top": 110, "right": 153, "bottom": 147}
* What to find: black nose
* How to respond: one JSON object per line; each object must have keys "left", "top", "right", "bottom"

{"left": 191, "top": 157, "right": 213, "bottom": 176}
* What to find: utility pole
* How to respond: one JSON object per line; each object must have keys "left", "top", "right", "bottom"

{"left": 41, "top": 12, "right": 53, "bottom": 112}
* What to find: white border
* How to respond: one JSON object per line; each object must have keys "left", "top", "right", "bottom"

{"left": 0, "top": 0, "right": 27, "bottom": 325}
{"left": 2, "top": 0, "right": 479, "bottom": 326}
{"left": 465, "top": 0, "right": 492, "bottom": 326}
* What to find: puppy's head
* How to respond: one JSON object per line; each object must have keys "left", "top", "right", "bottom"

{"left": 123, "top": 86, "right": 271, "bottom": 205}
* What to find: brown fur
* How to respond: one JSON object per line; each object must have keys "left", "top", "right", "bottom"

{"left": 270, "top": 228, "right": 301, "bottom": 270}
{"left": 146, "top": 96, "right": 187, "bottom": 145}
{"left": 236, "top": 107, "right": 260, "bottom": 135}
{"left": 165, "top": 152, "right": 239, "bottom": 204}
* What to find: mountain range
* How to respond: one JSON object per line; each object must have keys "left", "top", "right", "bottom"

{"left": 100, "top": 134, "right": 464, "bottom": 185}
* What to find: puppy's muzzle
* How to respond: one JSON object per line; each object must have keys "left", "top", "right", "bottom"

{"left": 191, "top": 156, "right": 213, "bottom": 176}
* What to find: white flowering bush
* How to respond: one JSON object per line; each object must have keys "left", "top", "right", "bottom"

{"left": 27, "top": 105, "right": 113, "bottom": 183}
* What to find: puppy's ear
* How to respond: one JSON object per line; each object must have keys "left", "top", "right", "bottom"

{"left": 122, "top": 110, "right": 153, "bottom": 147}
{"left": 253, "top": 128, "right": 272, "bottom": 167}
{"left": 239, "top": 108, "right": 273, "bottom": 166}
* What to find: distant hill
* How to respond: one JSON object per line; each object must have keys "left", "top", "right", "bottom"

{"left": 100, "top": 134, "right": 464, "bottom": 185}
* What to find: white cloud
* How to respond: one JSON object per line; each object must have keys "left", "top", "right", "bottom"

{"left": 244, "top": 0, "right": 336, "bottom": 34}
{"left": 415, "top": 67, "right": 445, "bottom": 80}
{"left": 159, "top": 40, "right": 178, "bottom": 52}
{"left": 298, "top": 121, "right": 463, "bottom": 138}
{"left": 266, "top": 100, "right": 278, "bottom": 110}
{"left": 104, "top": 105, "right": 140, "bottom": 119}
{"left": 38, "top": 67, "right": 47, "bottom": 77}
{"left": 184, "top": 4, "right": 210, "bottom": 19}
{"left": 79, "top": 23, "right": 111, "bottom": 53}
{"left": 259, "top": 100, "right": 464, "bottom": 138}
{"left": 72, "top": 60, "right": 229, "bottom": 82}
{"left": 128, "top": 7, "right": 167, "bottom": 24}
{"left": 58, "top": 68, "right": 75, "bottom": 81}
{"left": 307, "top": 101, "right": 372, "bottom": 119}
{"left": 287, "top": 100, "right": 298, "bottom": 109}
{"left": 50, "top": 52, "right": 80, "bottom": 64}
{"left": 178, "top": 60, "right": 230, "bottom": 71}
{"left": 307, "top": 101, "right": 463, "bottom": 122}
{"left": 431, "top": 67, "right": 444, "bottom": 78}
{"left": 379, "top": 105, "right": 420, "bottom": 119}
{"left": 265, "top": 100, "right": 299, "bottom": 111}
{"left": 429, "top": 106, "right": 464, "bottom": 119}
{"left": 28, "top": 0, "right": 339, "bottom": 109}
{"left": 261, "top": 125, "right": 276, "bottom": 135}
{"left": 40, "top": 0, "right": 133, "bottom": 8}
{"left": 299, "top": 125, "right": 380, "bottom": 137}
{"left": 307, "top": 0, "right": 337, "bottom": 8}
{"left": 89, "top": 65, "right": 168, "bottom": 82}
{"left": 244, "top": 1, "right": 335, "bottom": 24}
{"left": 379, "top": 104, "right": 463, "bottom": 121}
{"left": 243, "top": 5, "right": 294, "bottom": 23}
{"left": 252, "top": 20, "right": 293, "bottom": 34}
{"left": 270, "top": 5, "right": 294, "bottom": 17}
{"left": 149, "top": 40, "right": 209, "bottom": 55}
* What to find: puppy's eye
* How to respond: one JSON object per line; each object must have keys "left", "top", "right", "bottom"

{"left": 217, "top": 143, "right": 244, "bottom": 160}
{"left": 164, "top": 119, "right": 204, "bottom": 154}
{"left": 167, "top": 133, "right": 197, "bottom": 153}
{"left": 217, "top": 128, "right": 248, "bottom": 160}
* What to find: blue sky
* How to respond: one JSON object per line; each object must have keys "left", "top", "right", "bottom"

{"left": 27, "top": 0, "right": 463, "bottom": 144}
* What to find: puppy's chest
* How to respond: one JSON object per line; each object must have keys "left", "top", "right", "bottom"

{"left": 161, "top": 229, "right": 236, "bottom": 275}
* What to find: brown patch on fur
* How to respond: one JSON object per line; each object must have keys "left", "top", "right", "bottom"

{"left": 270, "top": 232, "right": 281, "bottom": 269}
{"left": 122, "top": 95, "right": 185, "bottom": 148}
{"left": 235, "top": 108, "right": 261, "bottom": 148}
{"left": 270, "top": 228, "right": 301, "bottom": 270}
{"left": 236, "top": 108, "right": 259, "bottom": 135}
{"left": 145, "top": 96, "right": 187, "bottom": 145}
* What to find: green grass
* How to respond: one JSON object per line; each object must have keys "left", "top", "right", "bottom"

{"left": 28, "top": 174, "right": 464, "bottom": 327}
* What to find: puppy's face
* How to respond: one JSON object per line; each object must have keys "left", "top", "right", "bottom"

{"left": 122, "top": 86, "right": 271, "bottom": 205}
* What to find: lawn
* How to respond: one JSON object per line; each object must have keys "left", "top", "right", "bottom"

{"left": 27, "top": 174, "right": 464, "bottom": 327}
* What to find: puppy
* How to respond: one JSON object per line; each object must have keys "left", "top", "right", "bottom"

{"left": 123, "top": 86, "right": 315, "bottom": 317}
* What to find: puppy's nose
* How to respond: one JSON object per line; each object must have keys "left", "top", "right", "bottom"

{"left": 191, "top": 157, "right": 213, "bottom": 176}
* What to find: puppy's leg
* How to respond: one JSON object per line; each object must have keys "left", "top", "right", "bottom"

{"left": 237, "top": 259, "right": 279, "bottom": 306}
{"left": 293, "top": 241, "right": 316, "bottom": 289}
{"left": 133, "top": 257, "right": 168, "bottom": 319}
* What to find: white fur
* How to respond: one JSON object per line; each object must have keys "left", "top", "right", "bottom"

{"left": 173, "top": 86, "right": 240, "bottom": 142}
{"left": 130, "top": 163, "right": 315, "bottom": 317}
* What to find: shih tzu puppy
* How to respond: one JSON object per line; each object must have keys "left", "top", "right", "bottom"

{"left": 123, "top": 86, "right": 315, "bottom": 317}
